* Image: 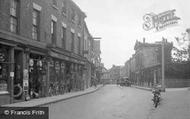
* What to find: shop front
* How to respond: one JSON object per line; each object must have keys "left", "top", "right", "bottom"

{"left": 0, "top": 44, "right": 12, "bottom": 105}
{"left": 28, "top": 53, "right": 47, "bottom": 99}
{"left": 12, "top": 47, "right": 47, "bottom": 101}
{"left": 48, "top": 58, "right": 66, "bottom": 96}
{"left": 47, "top": 49, "right": 85, "bottom": 96}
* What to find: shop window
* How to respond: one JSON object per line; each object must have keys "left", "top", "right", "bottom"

{"left": 32, "top": 9, "right": 40, "bottom": 41}
{"left": 71, "top": 8, "right": 75, "bottom": 23}
{"left": 52, "top": 0, "right": 58, "bottom": 7}
{"left": 78, "top": 14, "right": 82, "bottom": 27}
{"left": 10, "top": 0, "right": 19, "bottom": 33}
{"left": 51, "top": 20, "right": 57, "bottom": 45}
{"left": 61, "top": 27, "right": 66, "bottom": 49}
{"left": 78, "top": 36, "right": 81, "bottom": 54}
{"left": 0, "top": 48, "right": 9, "bottom": 92}
{"left": 62, "top": 0, "right": 67, "bottom": 15}
{"left": 71, "top": 32, "right": 75, "bottom": 51}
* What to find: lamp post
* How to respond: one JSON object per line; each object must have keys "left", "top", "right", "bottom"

{"left": 91, "top": 37, "right": 102, "bottom": 85}
{"left": 161, "top": 37, "right": 166, "bottom": 92}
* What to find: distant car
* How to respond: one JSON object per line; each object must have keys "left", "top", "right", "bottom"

{"left": 118, "top": 77, "right": 131, "bottom": 87}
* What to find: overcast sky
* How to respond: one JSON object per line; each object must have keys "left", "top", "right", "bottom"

{"left": 73, "top": 0, "right": 190, "bottom": 69}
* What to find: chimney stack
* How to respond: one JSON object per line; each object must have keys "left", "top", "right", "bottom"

{"left": 143, "top": 37, "right": 146, "bottom": 43}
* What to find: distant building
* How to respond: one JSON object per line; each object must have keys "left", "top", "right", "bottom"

{"left": 108, "top": 65, "right": 121, "bottom": 84}
{"left": 120, "top": 66, "right": 127, "bottom": 79}
{"left": 125, "top": 38, "right": 173, "bottom": 87}
{"left": 100, "top": 66, "right": 110, "bottom": 84}
{"left": 93, "top": 40, "right": 102, "bottom": 84}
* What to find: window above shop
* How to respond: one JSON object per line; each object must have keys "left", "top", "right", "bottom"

{"left": 71, "top": 8, "right": 76, "bottom": 23}
{"left": 62, "top": 0, "right": 67, "bottom": 16}
{"left": 52, "top": 0, "right": 58, "bottom": 10}
{"left": 10, "top": 0, "right": 20, "bottom": 33}
{"left": 32, "top": 9, "right": 40, "bottom": 41}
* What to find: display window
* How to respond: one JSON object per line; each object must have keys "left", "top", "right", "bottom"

{"left": 0, "top": 47, "right": 9, "bottom": 92}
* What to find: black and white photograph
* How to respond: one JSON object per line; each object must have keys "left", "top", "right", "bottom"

{"left": 0, "top": 0, "right": 190, "bottom": 119}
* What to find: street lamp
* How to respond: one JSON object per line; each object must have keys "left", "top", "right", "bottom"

{"left": 161, "top": 37, "right": 166, "bottom": 92}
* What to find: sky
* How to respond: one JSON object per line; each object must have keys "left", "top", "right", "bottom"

{"left": 73, "top": 0, "right": 190, "bottom": 69}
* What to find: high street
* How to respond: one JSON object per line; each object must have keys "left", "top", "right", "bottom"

{"left": 46, "top": 85, "right": 190, "bottom": 119}
{"left": 47, "top": 85, "right": 152, "bottom": 119}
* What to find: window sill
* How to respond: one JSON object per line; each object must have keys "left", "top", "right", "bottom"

{"left": 0, "top": 91, "right": 9, "bottom": 95}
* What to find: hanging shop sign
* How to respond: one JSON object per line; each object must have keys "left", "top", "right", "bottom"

{"left": 61, "top": 62, "right": 65, "bottom": 73}
{"left": 49, "top": 59, "right": 54, "bottom": 67}
{"left": 61, "top": 62, "right": 65, "bottom": 69}
{"left": 37, "top": 60, "right": 42, "bottom": 67}
{"left": 10, "top": 72, "right": 14, "bottom": 78}
{"left": 41, "top": 59, "right": 47, "bottom": 75}
{"left": 23, "top": 80, "right": 29, "bottom": 91}
{"left": 55, "top": 61, "right": 60, "bottom": 73}
{"left": 29, "top": 59, "right": 34, "bottom": 72}
{"left": 23, "top": 69, "right": 29, "bottom": 91}
{"left": 23, "top": 69, "right": 29, "bottom": 80}
{"left": 37, "top": 60, "right": 43, "bottom": 72}
{"left": 143, "top": 9, "right": 180, "bottom": 31}
{"left": 0, "top": 52, "right": 5, "bottom": 62}
{"left": 29, "top": 59, "right": 34, "bottom": 67}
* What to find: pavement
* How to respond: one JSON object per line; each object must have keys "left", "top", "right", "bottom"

{"left": 132, "top": 85, "right": 190, "bottom": 92}
{"left": 2, "top": 85, "right": 103, "bottom": 107}
{"left": 131, "top": 85, "right": 152, "bottom": 91}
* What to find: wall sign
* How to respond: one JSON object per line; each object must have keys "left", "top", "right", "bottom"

{"left": 143, "top": 9, "right": 180, "bottom": 31}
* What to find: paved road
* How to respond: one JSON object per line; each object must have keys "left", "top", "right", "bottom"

{"left": 149, "top": 88, "right": 190, "bottom": 119}
{"left": 46, "top": 85, "right": 153, "bottom": 119}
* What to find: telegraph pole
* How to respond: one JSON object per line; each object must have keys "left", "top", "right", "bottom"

{"left": 161, "top": 37, "right": 165, "bottom": 92}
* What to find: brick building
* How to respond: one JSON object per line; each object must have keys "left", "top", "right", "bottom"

{"left": 0, "top": 0, "right": 101, "bottom": 105}
{"left": 109, "top": 65, "right": 121, "bottom": 84}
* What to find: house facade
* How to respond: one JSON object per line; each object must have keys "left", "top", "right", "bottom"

{"left": 0, "top": 0, "right": 101, "bottom": 105}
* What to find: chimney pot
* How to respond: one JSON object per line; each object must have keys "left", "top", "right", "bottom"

{"left": 143, "top": 38, "right": 145, "bottom": 43}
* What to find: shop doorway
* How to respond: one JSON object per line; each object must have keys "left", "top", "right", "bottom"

{"left": 13, "top": 50, "right": 23, "bottom": 100}
{"left": 29, "top": 54, "right": 44, "bottom": 98}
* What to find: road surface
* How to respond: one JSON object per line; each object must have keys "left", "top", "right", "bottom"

{"left": 46, "top": 85, "right": 153, "bottom": 119}
{"left": 149, "top": 88, "right": 190, "bottom": 119}
{"left": 45, "top": 85, "right": 190, "bottom": 119}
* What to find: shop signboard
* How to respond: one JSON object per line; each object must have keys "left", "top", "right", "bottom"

{"left": 55, "top": 61, "right": 60, "bottom": 73}
{"left": 23, "top": 80, "right": 29, "bottom": 91}
{"left": 0, "top": 83, "right": 7, "bottom": 91}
